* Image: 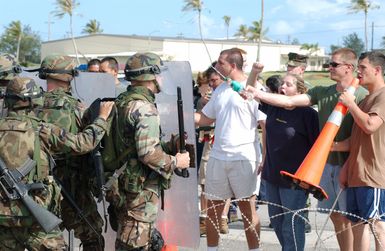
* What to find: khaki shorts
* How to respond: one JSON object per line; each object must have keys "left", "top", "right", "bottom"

{"left": 199, "top": 141, "right": 212, "bottom": 185}
{"left": 205, "top": 158, "right": 257, "bottom": 200}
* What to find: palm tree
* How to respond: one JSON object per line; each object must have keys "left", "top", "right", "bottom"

{"left": 223, "top": 15, "right": 231, "bottom": 40}
{"left": 257, "top": 0, "right": 264, "bottom": 61}
{"left": 301, "top": 43, "right": 320, "bottom": 69}
{"left": 6, "top": 21, "right": 23, "bottom": 61}
{"left": 234, "top": 24, "right": 249, "bottom": 41}
{"left": 348, "top": 0, "right": 379, "bottom": 51}
{"left": 300, "top": 43, "right": 320, "bottom": 55}
{"left": 248, "top": 21, "right": 268, "bottom": 42}
{"left": 182, "top": 0, "right": 212, "bottom": 62}
{"left": 52, "top": 0, "right": 80, "bottom": 64}
{"left": 82, "top": 19, "right": 103, "bottom": 34}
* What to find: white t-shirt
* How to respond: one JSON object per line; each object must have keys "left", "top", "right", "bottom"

{"left": 202, "top": 81, "right": 265, "bottom": 161}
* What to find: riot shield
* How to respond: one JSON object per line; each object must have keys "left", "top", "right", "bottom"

{"left": 19, "top": 70, "right": 47, "bottom": 90}
{"left": 70, "top": 72, "right": 117, "bottom": 106}
{"left": 155, "top": 61, "right": 200, "bottom": 249}
{"left": 20, "top": 71, "right": 117, "bottom": 107}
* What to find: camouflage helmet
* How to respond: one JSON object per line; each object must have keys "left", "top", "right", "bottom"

{"left": 5, "top": 77, "right": 43, "bottom": 109}
{"left": 0, "top": 53, "right": 22, "bottom": 80}
{"left": 287, "top": 52, "right": 308, "bottom": 67}
{"left": 40, "top": 54, "right": 77, "bottom": 82}
{"left": 124, "top": 52, "right": 163, "bottom": 81}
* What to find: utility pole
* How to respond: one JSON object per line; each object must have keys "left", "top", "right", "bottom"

{"left": 256, "top": 0, "right": 264, "bottom": 62}
{"left": 45, "top": 13, "right": 54, "bottom": 41}
{"left": 371, "top": 22, "right": 374, "bottom": 51}
{"left": 147, "top": 30, "right": 159, "bottom": 51}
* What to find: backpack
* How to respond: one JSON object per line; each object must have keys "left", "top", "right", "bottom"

{"left": 0, "top": 115, "right": 61, "bottom": 227}
{"left": 38, "top": 89, "right": 84, "bottom": 133}
{"left": 95, "top": 88, "right": 171, "bottom": 196}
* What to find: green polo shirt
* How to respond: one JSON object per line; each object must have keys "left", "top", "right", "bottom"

{"left": 307, "top": 83, "right": 368, "bottom": 166}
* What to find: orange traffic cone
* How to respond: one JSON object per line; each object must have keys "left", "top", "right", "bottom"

{"left": 161, "top": 244, "right": 178, "bottom": 251}
{"left": 281, "top": 79, "right": 359, "bottom": 201}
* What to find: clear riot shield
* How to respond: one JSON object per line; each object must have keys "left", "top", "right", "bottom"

{"left": 155, "top": 61, "right": 200, "bottom": 249}
{"left": 19, "top": 70, "right": 47, "bottom": 90}
{"left": 69, "top": 72, "right": 118, "bottom": 250}
{"left": 71, "top": 72, "right": 117, "bottom": 106}
{"left": 20, "top": 71, "right": 117, "bottom": 107}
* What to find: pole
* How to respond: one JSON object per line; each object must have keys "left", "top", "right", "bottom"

{"left": 371, "top": 22, "right": 374, "bottom": 51}
{"left": 148, "top": 30, "right": 159, "bottom": 51}
{"left": 256, "top": 0, "right": 264, "bottom": 62}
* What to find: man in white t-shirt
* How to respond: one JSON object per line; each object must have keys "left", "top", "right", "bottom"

{"left": 195, "top": 48, "right": 263, "bottom": 251}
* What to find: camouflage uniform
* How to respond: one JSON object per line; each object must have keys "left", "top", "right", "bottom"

{"left": 105, "top": 53, "right": 176, "bottom": 250}
{"left": 0, "top": 77, "right": 108, "bottom": 251}
{"left": 0, "top": 53, "right": 21, "bottom": 118}
{"left": 37, "top": 55, "right": 104, "bottom": 250}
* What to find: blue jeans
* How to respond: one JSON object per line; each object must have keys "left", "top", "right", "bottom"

{"left": 266, "top": 181, "right": 308, "bottom": 251}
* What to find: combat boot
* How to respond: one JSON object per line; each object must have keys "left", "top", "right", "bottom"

{"left": 81, "top": 237, "right": 104, "bottom": 251}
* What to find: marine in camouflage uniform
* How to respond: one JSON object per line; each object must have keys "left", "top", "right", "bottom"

{"left": 0, "top": 53, "right": 22, "bottom": 118}
{"left": 0, "top": 77, "right": 112, "bottom": 250}
{"left": 105, "top": 52, "right": 190, "bottom": 250}
{"left": 37, "top": 55, "right": 105, "bottom": 250}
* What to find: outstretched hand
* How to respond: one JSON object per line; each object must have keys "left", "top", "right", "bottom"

{"left": 240, "top": 85, "right": 258, "bottom": 100}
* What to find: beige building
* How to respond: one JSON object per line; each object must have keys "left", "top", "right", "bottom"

{"left": 41, "top": 34, "right": 328, "bottom": 72}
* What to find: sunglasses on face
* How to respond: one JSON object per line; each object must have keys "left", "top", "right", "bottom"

{"left": 328, "top": 61, "right": 345, "bottom": 68}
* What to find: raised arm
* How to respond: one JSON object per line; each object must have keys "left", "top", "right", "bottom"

{"left": 245, "top": 85, "right": 312, "bottom": 109}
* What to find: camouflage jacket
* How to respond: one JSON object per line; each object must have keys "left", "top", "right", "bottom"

{"left": 37, "top": 88, "right": 88, "bottom": 184}
{"left": 0, "top": 111, "right": 108, "bottom": 227}
{"left": 111, "top": 86, "right": 176, "bottom": 195}
{"left": 38, "top": 87, "right": 85, "bottom": 133}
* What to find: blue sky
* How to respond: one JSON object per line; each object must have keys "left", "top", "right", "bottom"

{"left": 0, "top": 0, "right": 384, "bottom": 53}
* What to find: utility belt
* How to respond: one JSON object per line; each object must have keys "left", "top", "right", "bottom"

{"left": 103, "top": 160, "right": 169, "bottom": 209}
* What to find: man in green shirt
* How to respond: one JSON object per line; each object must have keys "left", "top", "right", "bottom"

{"left": 245, "top": 48, "right": 368, "bottom": 251}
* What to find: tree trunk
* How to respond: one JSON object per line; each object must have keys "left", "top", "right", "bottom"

{"left": 257, "top": 0, "right": 264, "bottom": 62}
{"left": 198, "top": 11, "right": 212, "bottom": 63}
{"left": 70, "top": 15, "right": 80, "bottom": 65}
{"left": 364, "top": 11, "right": 368, "bottom": 51}
{"left": 16, "top": 33, "right": 22, "bottom": 62}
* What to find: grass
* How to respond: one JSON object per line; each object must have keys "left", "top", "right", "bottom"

{"left": 261, "top": 71, "right": 333, "bottom": 87}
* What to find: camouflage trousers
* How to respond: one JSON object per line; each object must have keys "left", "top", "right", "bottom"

{"left": 60, "top": 188, "right": 104, "bottom": 249}
{"left": 0, "top": 226, "right": 66, "bottom": 251}
{"left": 115, "top": 189, "right": 159, "bottom": 251}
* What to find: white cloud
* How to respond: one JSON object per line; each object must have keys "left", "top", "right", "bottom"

{"left": 335, "top": 0, "right": 350, "bottom": 4}
{"left": 328, "top": 19, "right": 364, "bottom": 32}
{"left": 270, "top": 20, "right": 305, "bottom": 35}
{"left": 285, "top": 0, "right": 347, "bottom": 18}
{"left": 232, "top": 16, "right": 247, "bottom": 28}
{"left": 195, "top": 14, "right": 216, "bottom": 37}
{"left": 270, "top": 5, "right": 284, "bottom": 15}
